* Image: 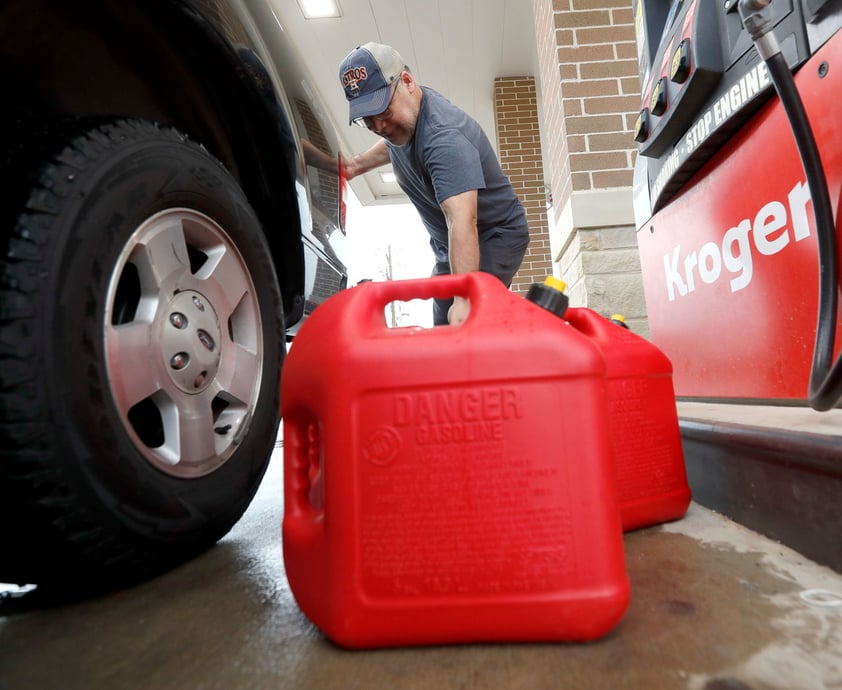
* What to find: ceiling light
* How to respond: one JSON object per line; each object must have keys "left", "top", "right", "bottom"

{"left": 296, "top": 0, "right": 342, "bottom": 19}
{"left": 380, "top": 172, "right": 397, "bottom": 184}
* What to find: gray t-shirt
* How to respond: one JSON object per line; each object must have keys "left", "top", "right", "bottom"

{"left": 386, "top": 87, "right": 528, "bottom": 264}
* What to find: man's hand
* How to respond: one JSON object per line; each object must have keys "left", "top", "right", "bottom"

{"left": 447, "top": 296, "right": 471, "bottom": 325}
{"left": 340, "top": 152, "right": 361, "bottom": 180}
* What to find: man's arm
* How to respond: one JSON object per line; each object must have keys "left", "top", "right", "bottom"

{"left": 300, "top": 139, "right": 339, "bottom": 173}
{"left": 342, "top": 140, "right": 391, "bottom": 180}
{"left": 440, "top": 189, "right": 480, "bottom": 325}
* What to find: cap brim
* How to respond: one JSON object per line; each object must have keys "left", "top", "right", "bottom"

{"left": 347, "top": 83, "right": 392, "bottom": 124}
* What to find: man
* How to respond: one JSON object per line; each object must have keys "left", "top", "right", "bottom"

{"left": 339, "top": 42, "right": 530, "bottom": 325}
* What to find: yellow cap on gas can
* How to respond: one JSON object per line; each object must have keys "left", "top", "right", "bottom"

{"left": 544, "top": 276, "right": 567, "bottom": 293}
{"left": 526, "top": 276, "right": 569, "bottom": 318}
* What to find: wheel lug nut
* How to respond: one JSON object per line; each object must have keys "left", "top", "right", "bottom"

{"left": 192, "top": 296, "right": 205, "bottom": 312}
{"left": 171, "top": 352, "right": 190, "bottom": 370}
{"left": 194, "top": 372, "right": 207, "bottom": 388}
{"left": 170, "top": 312, "right": 188, "bottom": 329}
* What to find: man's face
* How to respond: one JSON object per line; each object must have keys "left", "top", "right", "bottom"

{"left": 361, "top": 72, "right": 419, "bottom": 146}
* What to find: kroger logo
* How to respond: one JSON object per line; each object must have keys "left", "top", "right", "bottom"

{"left": 663, "top": 180, "right": 813, "bottom": 301}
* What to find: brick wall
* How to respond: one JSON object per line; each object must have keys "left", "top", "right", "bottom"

{"left": 493, "top": 77, "right": 554, "bottom": 295}
{"left": 530, "top": 0, "right": 648, "bottom": 333}
{"left": 550, "top": 0, "right": 639, "bottom": 198}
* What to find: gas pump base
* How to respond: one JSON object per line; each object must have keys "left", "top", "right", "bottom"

{"left": 678, "top": 403, "right": 842, "bottom": 573}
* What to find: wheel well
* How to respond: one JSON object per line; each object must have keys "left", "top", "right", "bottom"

{"left": 0, "top": 0, "right": 305, "bottom": 318}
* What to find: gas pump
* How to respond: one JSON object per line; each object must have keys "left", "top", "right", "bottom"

{"left": 632, "top": 0, "right": 842, "bottom": 408}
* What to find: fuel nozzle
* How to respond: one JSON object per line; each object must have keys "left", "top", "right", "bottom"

{"left": 739, "top": 0, "right": 772, "bottom": 36}
{"left": 526, "top": 276, "right": 569, "bottom": 318}
{"left": 739, "top": 0, "right": 780, "bottom": 58}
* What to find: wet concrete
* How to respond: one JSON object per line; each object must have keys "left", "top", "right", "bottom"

{"left": 1, "top": 451, "right": 840, "bottom": 690}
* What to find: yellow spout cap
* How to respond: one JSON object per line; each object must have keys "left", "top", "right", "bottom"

{"left": 544, "top": 276, "right": 567, "bottom": 293}
{"left": 526, "top": 276, "right": 569, "bottom": 317}
{"left": 610, "top": 313, "right": 630, "bottom": 329}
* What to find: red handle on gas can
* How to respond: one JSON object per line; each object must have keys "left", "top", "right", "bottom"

{"left": 350, "top": 272, "right": 498, "bottom": 335}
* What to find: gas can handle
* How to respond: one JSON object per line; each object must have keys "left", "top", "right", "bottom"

{"left": 283, "top": 417, "right": 325, "bottom": 524}
{"left": 362, "top": 272, "right": 491, "bottom": 315}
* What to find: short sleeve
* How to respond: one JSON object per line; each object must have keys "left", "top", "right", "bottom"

{"left": 424, "top": 130, "right": 486, "bottom": 205}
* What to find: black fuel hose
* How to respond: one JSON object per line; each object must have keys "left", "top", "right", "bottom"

{"left": 740, "top": 0, "right": 842, "bottom": 410}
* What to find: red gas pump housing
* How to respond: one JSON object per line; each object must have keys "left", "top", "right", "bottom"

{"left": 632, "top": 0, "right": 842, "bottom": 401}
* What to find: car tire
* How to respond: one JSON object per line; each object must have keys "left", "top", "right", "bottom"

{"left": 0, "top": 118, "right": 284, "bottom": 591}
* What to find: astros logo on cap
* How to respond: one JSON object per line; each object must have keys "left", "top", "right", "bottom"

{"left": 342, "top": 66, "right": 368, "bottom": 96}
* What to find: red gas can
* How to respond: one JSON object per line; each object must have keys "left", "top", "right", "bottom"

{"left": 281, "top": 272, "right": 629, "bottom": 649}
{"left": 564, "top": 308, "right": 691, "bottom": 532}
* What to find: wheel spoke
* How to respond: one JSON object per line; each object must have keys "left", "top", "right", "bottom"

{"left": 199, "top": 246, "right": 251, "bottom": 317}
{"left": 107, "top": 321, "right": 162, "bottom": 409}
{"left": 217, "top": 342, "right": 261, "bottom": 404}
{"left": 135, "top": 218, "right": 191, "bottom": 290}
{"left": 164, "top": 395, "right": 217, "bottom": 469}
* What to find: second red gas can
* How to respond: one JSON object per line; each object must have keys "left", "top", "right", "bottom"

{"left": 281, "top": 272, "right": 629, "bottom": 649}
{"left": 564, "top": 307, "right": 691, "bottom": 532}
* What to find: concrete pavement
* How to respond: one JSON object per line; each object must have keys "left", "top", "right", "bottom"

{"left": 1, "top": 448, "right": 840, "bottom": 690}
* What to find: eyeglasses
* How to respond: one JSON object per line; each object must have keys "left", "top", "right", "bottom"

{"left": 353, "top": 80, "right": 400, "bottom": 129}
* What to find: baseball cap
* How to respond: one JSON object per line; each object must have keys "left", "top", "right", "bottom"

{"left": 339, "top": 42, "right": 406, "bottom": 124}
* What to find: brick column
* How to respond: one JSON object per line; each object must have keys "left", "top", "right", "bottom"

{"left": 532, "top": 0, "right": 649, "bottom": 334}
{"left": 494, "top": 77, "right": 553, "bottom": 294}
